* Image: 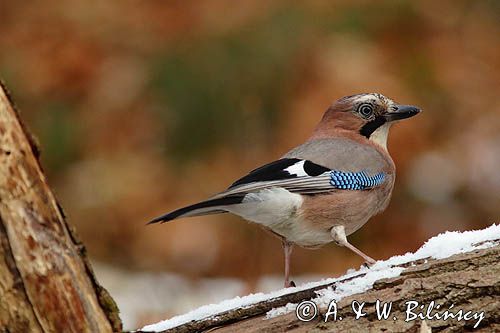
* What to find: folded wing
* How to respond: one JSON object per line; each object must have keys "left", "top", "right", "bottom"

{"left": 148, "top": 158, "right": 385, "bottom": 223}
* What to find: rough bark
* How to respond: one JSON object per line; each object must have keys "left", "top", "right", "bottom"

{"left": 141, "top": 240, "right": 500, "bottom": 333}
{"left": 0, "top": 82, "right": 122, "bottom": 333}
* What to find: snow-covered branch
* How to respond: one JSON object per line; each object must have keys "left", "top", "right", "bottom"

{"left": 139, "top": 225, "right": 500, "bottom": 332}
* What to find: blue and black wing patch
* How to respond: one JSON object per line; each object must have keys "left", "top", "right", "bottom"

{"left": 229, "top": 158, "right": 330, "bottom": 189}
{"left": 226, "top": 158, "right": 386, "bottom": 194}
{"left": 329, "top": 170, "right": 385, "bottom": 190}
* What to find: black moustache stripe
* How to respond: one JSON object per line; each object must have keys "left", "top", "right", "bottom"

{"left": 359, "top": 116, "right": 386, "bottom": 138}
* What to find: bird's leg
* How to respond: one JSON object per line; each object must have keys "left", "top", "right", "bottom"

{"left": 282, "top": 240, "right": 295, "bottom": 288}
{"left": 331, "top": 225, "right": 376, "bottom": 265}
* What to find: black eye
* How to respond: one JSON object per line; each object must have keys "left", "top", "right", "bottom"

{"left": 358, "top": 103, "right": 374, "bottom": 117}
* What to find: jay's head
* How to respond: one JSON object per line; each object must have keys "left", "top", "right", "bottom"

{"left": 314, "top": 93, "right": 421, "bottom": 149}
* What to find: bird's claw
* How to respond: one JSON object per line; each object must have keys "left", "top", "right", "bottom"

{"left": 362, "top": 259, "right": 376, "bottom": 269}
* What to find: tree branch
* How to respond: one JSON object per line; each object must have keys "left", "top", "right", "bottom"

{"left": 139, "top": 239, "right": 500, "bottom": 333}
{"left": 0, "top": 81, "right": 122, "bottom": 332}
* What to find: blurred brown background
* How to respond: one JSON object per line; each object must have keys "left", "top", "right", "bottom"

{"left": 1, "top": 0, "right": 499, "bottom": 329}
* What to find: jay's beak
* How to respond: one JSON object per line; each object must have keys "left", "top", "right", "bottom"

{"left": 384, "top": 105, "right": 421, "bottom": 122}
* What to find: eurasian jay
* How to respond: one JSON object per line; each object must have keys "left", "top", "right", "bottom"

{"left": 149, "top": 93, "right": 421, "bottom": 288}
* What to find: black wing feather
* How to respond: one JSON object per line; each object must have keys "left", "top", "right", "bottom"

{"left": 229, "top": 158, "right": 330, "bottom": 189}
{"left": 147, "top": 195, "right": 244, "bottom": 224}
{"left": 229, "top": 158, "right": 302, "bottom": 188}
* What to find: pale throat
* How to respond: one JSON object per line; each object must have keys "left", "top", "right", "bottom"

{"left": 369, "top": 122, "right": 391, "bottom": 149}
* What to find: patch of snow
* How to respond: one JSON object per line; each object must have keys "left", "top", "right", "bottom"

{"left": 139, "top": 283, "right": 311, "bottom": 332}
{"left": 256, "top": 274, "right": 328, "bottom": 293}
{"left": 266, "top": 266, "right": 405, "bottom": 319}
{"left": 140, "top": 224, "right": 499, "bottom": 332}
{"left": 266, "top": 302, "right": 299, "bottom": 318}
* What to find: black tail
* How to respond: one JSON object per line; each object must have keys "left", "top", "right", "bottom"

{"left": 147, "top": 195, "right": 244, "bottom": 224}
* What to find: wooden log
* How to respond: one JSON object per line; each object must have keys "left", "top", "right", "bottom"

{"left": 0, "top": 82, "right": 122, "bottom": 333}
{"left": 139, "top": 239, "right": 500, "bottom": 332}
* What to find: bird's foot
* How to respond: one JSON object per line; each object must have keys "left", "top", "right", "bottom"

{"left": 362, "top": 257, "right": 377, "bottom": 268}
{"left": 284, "top": 280, "right": 296, "bottom": 288}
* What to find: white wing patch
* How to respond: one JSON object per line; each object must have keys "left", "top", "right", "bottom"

{"left": 284, "top": 160, "right": 308, "bottom": 177}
